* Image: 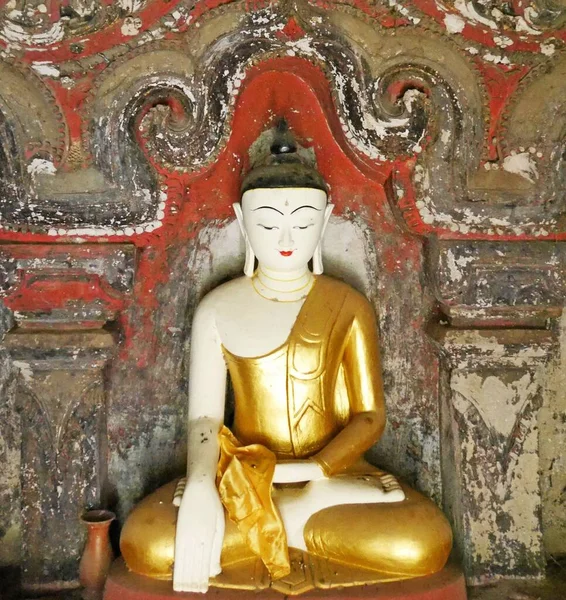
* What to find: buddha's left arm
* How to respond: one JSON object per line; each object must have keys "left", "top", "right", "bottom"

{"left": 313, "top": 294, "right": 386, "bottom": 477}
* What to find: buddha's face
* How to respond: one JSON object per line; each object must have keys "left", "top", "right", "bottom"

{"left": 238, "top": 188, "right": 330, "bottom": 273}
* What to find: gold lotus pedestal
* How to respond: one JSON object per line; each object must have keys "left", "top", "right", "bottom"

{"left": 103, "top": 557, "right": 466, "bottom": 600}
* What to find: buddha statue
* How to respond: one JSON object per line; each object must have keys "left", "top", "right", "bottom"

{"left": 119, "top": 121, "right": 453, "bottom": 595}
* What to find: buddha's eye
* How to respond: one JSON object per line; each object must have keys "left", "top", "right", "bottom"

{"left": 293, "top": 224, "right": 314, "bottom": 230}
{"left": 258, "top": 224, "right": 278, "bottom": 230}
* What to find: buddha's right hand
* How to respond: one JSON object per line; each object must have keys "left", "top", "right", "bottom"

{"left": 173, "top": 478, "right": 225, "bottom": 593}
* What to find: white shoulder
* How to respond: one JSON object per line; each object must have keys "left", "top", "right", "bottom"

{"left": 193, "top": 277, "right": 249, "bottom": 324}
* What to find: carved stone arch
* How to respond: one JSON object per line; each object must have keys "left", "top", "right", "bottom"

{"left": 81, "top": 1, "right": 489, "bottom": 244}
{"left": 395, "top": 48, "right": 566, "bottom": 236}
{"left": 87, "top": 47, "right": 197, "bottom": 225}
{"left": 90, "top": 4, "right": 442, "bottom": 191}
{"left": 0, "top": 61, "right": 63, "bottom": 161}
{"left": 0, "top": 108, "right": 25, "bottom": 209}
{"left": 498, "top": 54, "right": 566, "bottom": 214}
{"left": 0, "top": 61, "right": 65, "bottom": 229}
{"left": 125, "top": 2, "right": 485, "bottom": 186}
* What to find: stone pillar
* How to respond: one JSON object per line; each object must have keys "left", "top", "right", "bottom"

{"left": 431, "top": 326, "right": 555, "bottom": 582}
{"left": 429, "top": 240, "right": 565, "bottom": 582}
{"left": 6, "top": 330, "right": 115, "bottom": 590}
{"left": 0, "top": 244, "right": 134, "bottom": 592}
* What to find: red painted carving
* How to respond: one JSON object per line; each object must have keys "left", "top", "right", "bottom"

{"left": 4, "top": 271, "right": 125, "bottom": 328}
{"left": 0, "top": 19, "right": 561, "bottom": 355}
{"left": 278, "top": 17, "right": 307, "bottom": 40}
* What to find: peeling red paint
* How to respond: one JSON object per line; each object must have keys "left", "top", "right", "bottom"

{"left": 0, "top": 48, "right": 558, "bottom": 365}
{"left": 481, "top": 64, "right": 529, "bottom": 162}
{"left": 0, "top": 5, "right": 563, "bottom": 367}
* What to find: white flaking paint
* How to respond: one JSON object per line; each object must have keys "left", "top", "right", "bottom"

{"left": 493, "top": 36, "right": 513, "bottom": 48}
{"left": 117, "top": 0, "right": 145, "bottom": 11}
{"left": 454, "top": 0, "right": 498, "bottom": 30}
{"left": 540, "top": 42, "right": 556, "bottom": 56}
{"left": 519, "top": 7, "right": 542, "bottom": 35}
{"left": 445, "top": 249, "right": 474, "bottom": 283}
{"left": 0, "top": 19, "right": 64, "bottom": 45}
{"left": 121, "top": 17, "right": 142, "bottom": 37}
{"left": 27, "top": 158, "right": 57, "bottom": 176}
{"left": 66, "top": 1, "right": 96, "bottom": 18}
{"left": 31, "top": 62, "right": 60, "bottom": 78}
{"left": 503, "top": 152, "right": 538, "bottom": 183}
{"left": 13, "top": 361, "right": 33, "bottom": 383}
{"left": 444, "top": 14, "right": 465, "bottom": 34}
{"left": 387, "top": 0, "right": 421, "bottom": 24}
{"left": 483, "top": 53, "right": 511, "bottom": 65}
{"left": 440, "top": 130, "right": 451, "bottom": 145}
{"left": 402, "top": 89, "right": 423, "bottom": 114}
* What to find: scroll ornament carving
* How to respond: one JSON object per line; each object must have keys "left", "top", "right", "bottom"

{"left": 98, "top": 6, "right": 433, "bottom": 177}
{"left": 392, "top": 49, "right": 566, "bottom": 236}
{"left": 0, "top": 0, "right": 148, "bottom": 46}
{"left": 0, "top": 0, "right": 563, "bottom": 238}
{"left": 409, "top": 0, "right": 566, "bottom": 33}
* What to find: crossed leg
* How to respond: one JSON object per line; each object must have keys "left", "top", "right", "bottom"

{"left": 121, "top": 472, "right": 452, "bottom": 582}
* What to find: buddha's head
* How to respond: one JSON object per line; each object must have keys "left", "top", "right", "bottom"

{"left": 235, "top": 120, "right": 333, "bottom": 276}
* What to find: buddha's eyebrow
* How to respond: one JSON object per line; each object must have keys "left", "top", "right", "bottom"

{"left": 252, "top": 206, "right": 284, "bottom": 215}
{"left": 291, "top": 205, "right": 322, "bottom": 214}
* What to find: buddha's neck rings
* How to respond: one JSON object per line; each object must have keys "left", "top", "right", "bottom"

{"left": 252, "top": 267, "right": 314, "bottom": 303}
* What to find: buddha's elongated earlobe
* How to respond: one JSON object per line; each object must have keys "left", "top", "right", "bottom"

{"left": 313, "top": 203, "right": 334, "bottom": 275}
{"left": 313, "top": 243, "right": 324, "bottom": 275}
{"left": 243, "top": 240, "right": 256, "bottom": 277}
{"left": 233, "top": 203, "right": 255, "bottom": 277}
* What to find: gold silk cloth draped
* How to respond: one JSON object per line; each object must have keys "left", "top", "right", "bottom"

{"left": 217, "top": 426, "right": 289, "bottom": 580}
{"left": 217, "top": 275, "right": 385, "bottom": 580}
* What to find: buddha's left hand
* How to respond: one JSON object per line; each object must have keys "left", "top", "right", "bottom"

{"left": 273, "top": 459, "right": 326, "bottom": 484}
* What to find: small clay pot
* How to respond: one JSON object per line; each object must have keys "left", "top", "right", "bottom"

{"left": 79, "top": 509, "right": 116, "bottom": 600}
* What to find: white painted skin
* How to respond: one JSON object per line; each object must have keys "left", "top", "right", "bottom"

{"left": 173, "top": 188, "right": 404, "bottom": 593}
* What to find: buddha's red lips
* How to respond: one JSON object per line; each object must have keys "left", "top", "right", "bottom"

{"left": 279, "top": 251, "right": 293, "bottom": 257}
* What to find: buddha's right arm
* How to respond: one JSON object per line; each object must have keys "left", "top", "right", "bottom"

{"left": 186, "top": 297, "right": 227, "bottom": 483}
{"left": 173, "top": 298, "right": 226, "bottom": 592}
{"left": 186, "top": 417, "right": 223, "bottom": 483}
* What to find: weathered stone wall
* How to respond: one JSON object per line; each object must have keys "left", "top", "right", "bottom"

{"left": 0, "top": 0, "right": 565, "bottom": 592}
{"left": 540, "top": 315, "right": 566, "bottom": 557}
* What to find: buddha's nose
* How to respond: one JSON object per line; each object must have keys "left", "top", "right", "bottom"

{"left": 279, "top": 225, "right": 294, "bottom": 248}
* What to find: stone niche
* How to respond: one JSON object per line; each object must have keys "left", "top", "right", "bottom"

{"left": 0, "top": 0, "right": 566, "bottom": 595}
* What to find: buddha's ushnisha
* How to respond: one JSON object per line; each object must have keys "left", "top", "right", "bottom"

{"left": 120, "top": 120, "right": 452, "bottom": 594}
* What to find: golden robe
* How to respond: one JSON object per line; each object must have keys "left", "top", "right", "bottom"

{"left": 120, "top": 276, "right": 452, "bottom": 589}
